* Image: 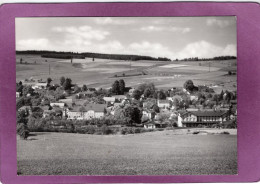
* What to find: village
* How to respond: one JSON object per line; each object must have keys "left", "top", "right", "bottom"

{"left": 16, "top": 75, "right": 237, "bottom": 138}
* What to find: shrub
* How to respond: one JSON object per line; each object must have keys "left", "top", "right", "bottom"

{"left": 121, "top": 128, "right": 128, "bottom": 135}
{"left": 157, "top": 128, "right": 164, "bottom": 131}
{"left": 101, "top": 125, "right": 113, "bottom": 135}
{"left": 17, "top": 123, "right": 30, "bottom": 139}
{"left": 134, "top": 128, "right": 141, "bottom": 133}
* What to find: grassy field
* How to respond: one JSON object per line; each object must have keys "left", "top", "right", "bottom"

{"left": 17, "top": 130, "right": 237, "bottom": 175}
{"left": 16, "top": 54, "right": 237, "bottom": 92}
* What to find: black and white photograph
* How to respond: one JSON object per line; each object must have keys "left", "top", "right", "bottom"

{"left": 16, "top": 17, "right": 237, "bottom": 175}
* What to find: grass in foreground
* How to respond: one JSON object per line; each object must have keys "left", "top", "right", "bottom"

{"left": 17, "top": 130, "right": 237, "bottom": 175}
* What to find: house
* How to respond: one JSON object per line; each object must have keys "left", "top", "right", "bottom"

{"left": 112, "top": 95, "right": 127, "bottom": 102}
{"left": 32, "top": 82, "right": 48, "bottom": 89}
{"left": 190, "top": 95, "right": 198, "bottom": 101}
{"left": 58, "top": 98, "right": 73, "bottom": 107}
{"left": 144, "top": 122, "right": 155, "bottom": 129}
{"left": 157, "top": 99, "right": 170, "bottom": 109}
{"left": 142, "top": 110, "right": 153, "bottom": 120}
{"left": 103, "top": 97, "right": 116, "bottom": 104}
{"left": 16, "top": 92, "right": 21, "bottom": 98}
{"left": 50, "top": 102, "right": 65, "bottom": 108}
{"left": 76, "top": 91, "right": 94, "bottom": 98}
{"left": 177, "top": 110, "right": 229, "bottom": 127}
{"left": 67, "top": 104, "right": 106, "bottom": 120}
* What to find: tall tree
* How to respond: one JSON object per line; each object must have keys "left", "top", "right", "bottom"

{"left": 112, "top": 80, "right": 120, "bottom": 95}
{"left": 124, "top": 105, "right": 142, "bottom": 125}
{"left": 82, "top": 85, "right": 87, "bottom": 91}
{"left": 63, "top": 78, "right": 72, "bottom": 90}
{"left": 119, "top": 79, "right": 125, "bottom": 95}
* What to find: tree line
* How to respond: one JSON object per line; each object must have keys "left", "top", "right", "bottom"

{"left": 16, "top": 50, "right": 171, "bottom": 61}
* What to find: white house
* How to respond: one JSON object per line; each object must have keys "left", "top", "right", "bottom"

{"left": 157, "top": 99, "right": 170, "bottom": 109}
{"left": 50, "top": 102, "right": 65, "bottom": 108}
{"left": 16, "top": 92, "right": 21, "bottom": 98}
{"left": 177, "top": 110, "right": 229, "bottom": 127}
{"left": 32, "top": 82, "right": 48, "bottom": 89}
{"left": 190, "top": 95, "right": 198, "bottom": 101}
{"left": 67, "top": 104, "right": 106, "bottom": 120}
{"left": 144, "top": 123, "right": 155, "bottom": 129}
{"left": 112, "top": 95, "right": 127, "bottom": 102}
{"left": 103, "top": 97, "right": 116, "bottom": 104}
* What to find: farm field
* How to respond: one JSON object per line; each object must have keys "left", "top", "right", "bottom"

{"left": 17, "top": 130, "right": 237, "bottom": 175}
{"left": 16, "top": 54, "right": 237, "bottom": 92}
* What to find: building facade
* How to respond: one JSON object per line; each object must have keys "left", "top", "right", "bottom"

{"left": 178, "top": 110, "right": 229, "bottom": 127}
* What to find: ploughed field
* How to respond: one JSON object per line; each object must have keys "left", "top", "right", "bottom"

{"left": 17, "top": 131, "right": 237, "bottom": 175}
{"left": 16, "top": 54, "right": 237, "bottom": 92}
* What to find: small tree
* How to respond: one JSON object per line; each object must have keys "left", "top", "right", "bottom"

{"left": 63, "top": 78, "right": 72, "bottom": 90}
{"left": 60, "top": 76, "right": 65, "bottom": 86}
{"left": 132, "top": 89, "right": 141, "bottom": 100}
{"left": 82, "top": 85, "right": 87, "bottom": 91}
{"left": 183, "top": 80, "right": 195, "bottom": 92}
{"left": 112, "top": 80, "right": 120, "bottom": 95}
{"left": 119, "top": 79, "right": 125, "bottom": 95}
{"left": 47, "top": 77, "right": 52, "bottom": 87}
{"left": 157, "top": 90, "right": 166, "bottom": 100}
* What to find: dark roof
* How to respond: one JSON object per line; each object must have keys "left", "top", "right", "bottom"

{"left": 190, "top": 110, "right": 228, "bottom": 117}
{"left": 183, "top": 121, "right": 221, "bottom": 124}
{"left": 70, "top": 104, "right": 106, "bottom": 112}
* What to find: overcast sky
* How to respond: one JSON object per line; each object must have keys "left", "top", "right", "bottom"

{"left": 16, "top": 17, "right": 236, "bottom": 60}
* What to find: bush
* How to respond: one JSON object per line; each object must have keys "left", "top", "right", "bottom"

{"left": 17, "top": 123, "right": 30, "bottom": 139}
{"left": 134, "top": 128, "right": 141, "bottom": 133}
{"left": 221, "top": 131, "right": 230, "bottom": 134}
{"left": 193, "top": 131, "right": 200, "bottom": 134}
{"left": 121, "top": 128, "right": 127, "bottom": 135}
{"left": 101, "top": 125, "right": 113, "bottom": 135}
{"left": 157, "top": 128, "right": 164, "bottom": 131}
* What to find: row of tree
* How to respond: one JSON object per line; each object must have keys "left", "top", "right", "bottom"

{"left": 178, "top": 56, "right": 237, "bottom": 61}
{"left": 16, "top": 50, "right": 171, "bottom": 61}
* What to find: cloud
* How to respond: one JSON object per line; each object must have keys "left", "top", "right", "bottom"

{"left": 140, "top": 26, "right": 191, "bottom": 33}
{"left": 175, "top": 41, "right": 237, "bottom": 59}
{"left": 206, "top": 18, "right": 234, "bottom": 28}
{"left": 140, "top": 26, "right": 164, "bottom": 32}
{"left": 95, "top": 17, "right": 134, "bottom": 25}
{"left": 17, "top": 38, "right": 50, "bottom": 50}
{"left": 128, "top": 41, "right": 175, "bottom": 58}
{"left": 52, "top": 26, "right": 110, "bottom": 41}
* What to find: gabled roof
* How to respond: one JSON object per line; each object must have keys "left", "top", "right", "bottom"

{"left": 181, "top": 110, "right": 228, "bottom": 117}
{"left": 70, "top": 104, "right": 106, "bottom": 112}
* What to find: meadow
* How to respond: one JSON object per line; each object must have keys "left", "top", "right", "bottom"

{"left": 17, "top": 130, "right": 237, "bottom": 175}
{"left": 16, "top": 54, "right": 237, "bottom": 92}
